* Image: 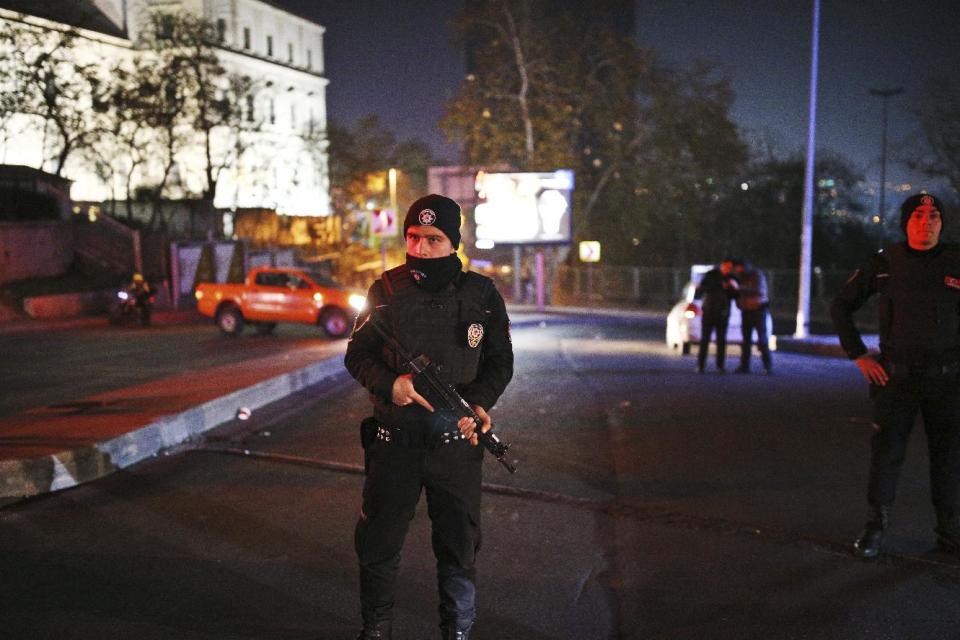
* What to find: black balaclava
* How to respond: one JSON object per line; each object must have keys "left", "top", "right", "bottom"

{"left": 403, "top": 194, "right": 463, "bottom": 291}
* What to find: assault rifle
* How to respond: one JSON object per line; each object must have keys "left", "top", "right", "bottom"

{"left": 361, "top": 311, "right": 517, "bottom": 474}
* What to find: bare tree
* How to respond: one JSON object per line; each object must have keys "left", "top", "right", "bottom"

{"left": 908, "top": 79, "right": 960, "bottom": 194}
{"left": 0, "top": 20, "right": 111, "bottom": 176}
{"left": 137, "top": 11, "right": 259, "bottom": 224}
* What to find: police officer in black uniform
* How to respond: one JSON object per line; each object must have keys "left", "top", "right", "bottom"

{"left": 832, "top": 192, "right": 960, "bottom": 558}
{"left": 344, "top": 194, "right": 514, "bottom": 640}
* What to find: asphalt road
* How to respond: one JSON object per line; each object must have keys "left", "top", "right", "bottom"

{"left": 2, "top": 315, "right": 960, "bottom": 639}
{"left": 0, "top": 317, "right": 342, "bottom": 418}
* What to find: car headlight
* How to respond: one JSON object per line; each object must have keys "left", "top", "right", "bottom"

{"left": 349, "top": 294, "right": 366, "bottom": 311}
{"left": 313, "top": 292, "right": 324, "bottom": 304}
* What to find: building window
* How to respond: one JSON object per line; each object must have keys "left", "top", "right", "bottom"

{"left": 269, "top": 99, "right": 275, "bottom": 125}
{"left": 243, "top": 27, "right": 251, "bottom": 49}
{"left": 216, "top": 18, "right": 226, "bottom": 43}
{"left": 306, "top": 49, "right": 312, "bottom": 69}
{"left": 158, "top": 13, "right": 174, "bottom": 39}
{"left": 246, "top": 95, "right": 255, "bottom": 122}
{"left": 267, "top": 35, "right": 273, "bottom": 56}
{"left": 288, "top": 42, "right": 294, "bottom": 63}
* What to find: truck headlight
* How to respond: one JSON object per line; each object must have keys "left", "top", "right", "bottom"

{"left": 349, "top": 294, "right": 366, "bottom": 311}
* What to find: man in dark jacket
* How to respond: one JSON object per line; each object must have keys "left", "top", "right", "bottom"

{"left": 831, "top": 192, "right": 960, "bottom": 558}
{"left": 344, "top": 194, "right": 514, "bottom": 640}
{"left": 694, "top": 257, "right": 739, "bottom": 373}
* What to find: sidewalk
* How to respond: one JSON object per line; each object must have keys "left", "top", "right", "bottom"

{"left": 0, "top": 306, "right": 860, "bottom": 506}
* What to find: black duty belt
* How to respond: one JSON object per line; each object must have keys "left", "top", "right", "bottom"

{"left": 375, "top": 425, "right": 467, "bottom": 449}
{"left": 886, "top": 360, "right": 960, "bottom": 378}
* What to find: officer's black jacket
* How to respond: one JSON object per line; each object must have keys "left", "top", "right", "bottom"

{"left": 831, "top": 241, "right": 960, "bottom": 361}
{"left": 344, "top": 266, "right": 514, "bottom": 424}
{"left": 694, "top": 268, "right": 735, "bottom": 317}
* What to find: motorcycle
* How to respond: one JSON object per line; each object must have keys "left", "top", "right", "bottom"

{"left": 108, "top": 287, "right": 155, "bottom": 326}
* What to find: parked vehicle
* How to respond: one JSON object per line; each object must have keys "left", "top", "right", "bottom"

{"left": 666, "top": 265, "right": 774, "bottom": 355}
{"left": 194, "top": 266, "right": 366, "bottom": 338}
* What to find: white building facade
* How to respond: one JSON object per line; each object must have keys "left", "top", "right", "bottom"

{"left": 0, "top": 0, "right": 330, "bottom": 218}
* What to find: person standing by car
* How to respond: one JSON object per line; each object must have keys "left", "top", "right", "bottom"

{"left": 733, "top": 258, "right": 772, "bottom": 374}
{"left": 694, "top": 257, "right": 739, "bottom": 373}
{"left": 344, "top": 194, "right": 514, "bottom": 640}
{"left": 831, "top": 192, "right": 960, "bottom": 558}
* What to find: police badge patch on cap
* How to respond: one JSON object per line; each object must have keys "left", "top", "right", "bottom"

{"left": 467, "top": 323, "right": 484, "bottom": 348}
{"left": 419, "top": 208, "right": 437, "bottom": 225}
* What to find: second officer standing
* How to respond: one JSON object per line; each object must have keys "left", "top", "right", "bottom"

{"left": 831, "top": 193, "right": 960, "bottom": 558}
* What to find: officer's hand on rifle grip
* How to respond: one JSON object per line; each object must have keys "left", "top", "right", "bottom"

{"left": 856, "top": 354, "right": 889, "bottom": 386}
{"left": 391, "top": 374, "right": 435, "bottom": 411}
{"left": 459, "top": 405, "right": 491, "bottom": 447}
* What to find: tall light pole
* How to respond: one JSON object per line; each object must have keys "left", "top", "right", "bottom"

{"left": 795, "top": 0, "right": 820, "bottom": 339}
{"left": 869, "top": 87, "right": 903, "bottom": 236}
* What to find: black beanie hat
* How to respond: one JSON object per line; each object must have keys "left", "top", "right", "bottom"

{"left": 403, "top": 194, "right": 462, "bottom": 249}
{"left": 900, "top": 193, "right": 946, "bottom": 234}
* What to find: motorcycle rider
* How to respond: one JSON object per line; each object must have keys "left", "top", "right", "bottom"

{"left": 128, "top": 272, "right": 154, "bottom": 326}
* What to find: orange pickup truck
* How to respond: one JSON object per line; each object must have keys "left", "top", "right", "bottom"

{"left": 194, "top": 266, "right": 366, "bottom": 338}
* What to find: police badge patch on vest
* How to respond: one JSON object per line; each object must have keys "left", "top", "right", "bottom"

{"left": 945, "top": 276, "right": 960, "bottom": 290}
{"left": 467, "top": 323, "right": 484, "bottom": 348}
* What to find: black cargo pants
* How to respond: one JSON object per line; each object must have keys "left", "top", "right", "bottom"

{"left": 868, "top": 365, "right": 960, "bottom": 512}
{"left": 698, "top": 311, "right": 730, "bottom": 370}
{"left": 355, "top": 432, "right": 483, "bottom": 628}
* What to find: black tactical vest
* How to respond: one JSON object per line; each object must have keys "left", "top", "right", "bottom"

{"left": 375, "top": 265, "right": 493, "bottom": 432}
{"left": 876, "top": 243, "right": 960, "bottom": 359}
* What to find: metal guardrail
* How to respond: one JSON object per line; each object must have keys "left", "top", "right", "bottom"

{"left": 512, "top": 265, "right": 862, "bottom": 327}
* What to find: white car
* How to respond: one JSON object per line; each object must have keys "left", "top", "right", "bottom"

{"left": 665, "top": 266, "right": 775, "bottom": 355}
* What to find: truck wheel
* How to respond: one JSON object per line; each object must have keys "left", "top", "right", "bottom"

{"left": 217, "top": 306, "right": 244, "bottom": 336}
{"left": 320, "top": 308, "right": 350, "bottom": 338}
{"left": 254, "top": 322, "right": 277, "bottom": 335}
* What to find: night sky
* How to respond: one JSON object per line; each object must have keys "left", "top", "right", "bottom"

{"left": 281, "top": 0, "right": 959, "bottom": 192}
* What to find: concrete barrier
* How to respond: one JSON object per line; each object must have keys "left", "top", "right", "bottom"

{"left": 22, "top": 290, "right": 112, "bottom": 319}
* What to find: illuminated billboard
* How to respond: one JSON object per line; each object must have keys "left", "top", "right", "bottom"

{"left": 473, "top": 170, "right": 574, "bottom": 247}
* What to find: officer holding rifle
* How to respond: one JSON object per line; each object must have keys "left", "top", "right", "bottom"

{"left": 344, "top": 194, "right": 514, "bottom": 640}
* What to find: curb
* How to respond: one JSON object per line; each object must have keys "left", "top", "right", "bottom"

{"left": 0, "top": 355, "right": 348, "bottom": 505}
{"left": 775, "top": 338, "right": 846, "bottom": 359}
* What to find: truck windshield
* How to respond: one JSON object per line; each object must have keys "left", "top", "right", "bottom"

{"left": 308, "top": 272, "right": 344, "bottom": 289}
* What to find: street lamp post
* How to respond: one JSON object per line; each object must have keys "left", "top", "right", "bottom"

{"left": 795, "top": 0, "right": 820, "bottom": 339}
{"left": 869, "top": 87, "right": 903, "bottom": 236}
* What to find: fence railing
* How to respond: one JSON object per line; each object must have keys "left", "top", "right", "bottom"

{"left": 517, "top": 265, "right": 866, "bottom": 330}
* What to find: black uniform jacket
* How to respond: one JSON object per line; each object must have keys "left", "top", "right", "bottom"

{"left": 694, "top": 268, "right": 735, "bottom": 317}
{"left": 831, "top": 242, "right": 960, "bottom": 362}
{"left": 344, "top": 266, "right": 514, "bottom": 429}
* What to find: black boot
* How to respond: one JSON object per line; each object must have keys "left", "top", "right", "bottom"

{"left": 853, "top": 504, "right": 889, "bottom": 558}
{"left": 936, "top": 510, "right": 960, "bottom": 552}
{"left": 439, "top": 621, "right": 471, "bottom": 640}
{"left": 356, "top": 618, "right": 391, "bottom": 640}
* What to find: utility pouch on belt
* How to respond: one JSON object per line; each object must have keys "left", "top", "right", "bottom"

{"left": 360, "top": 416, "right": 378, "bottom": 449}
